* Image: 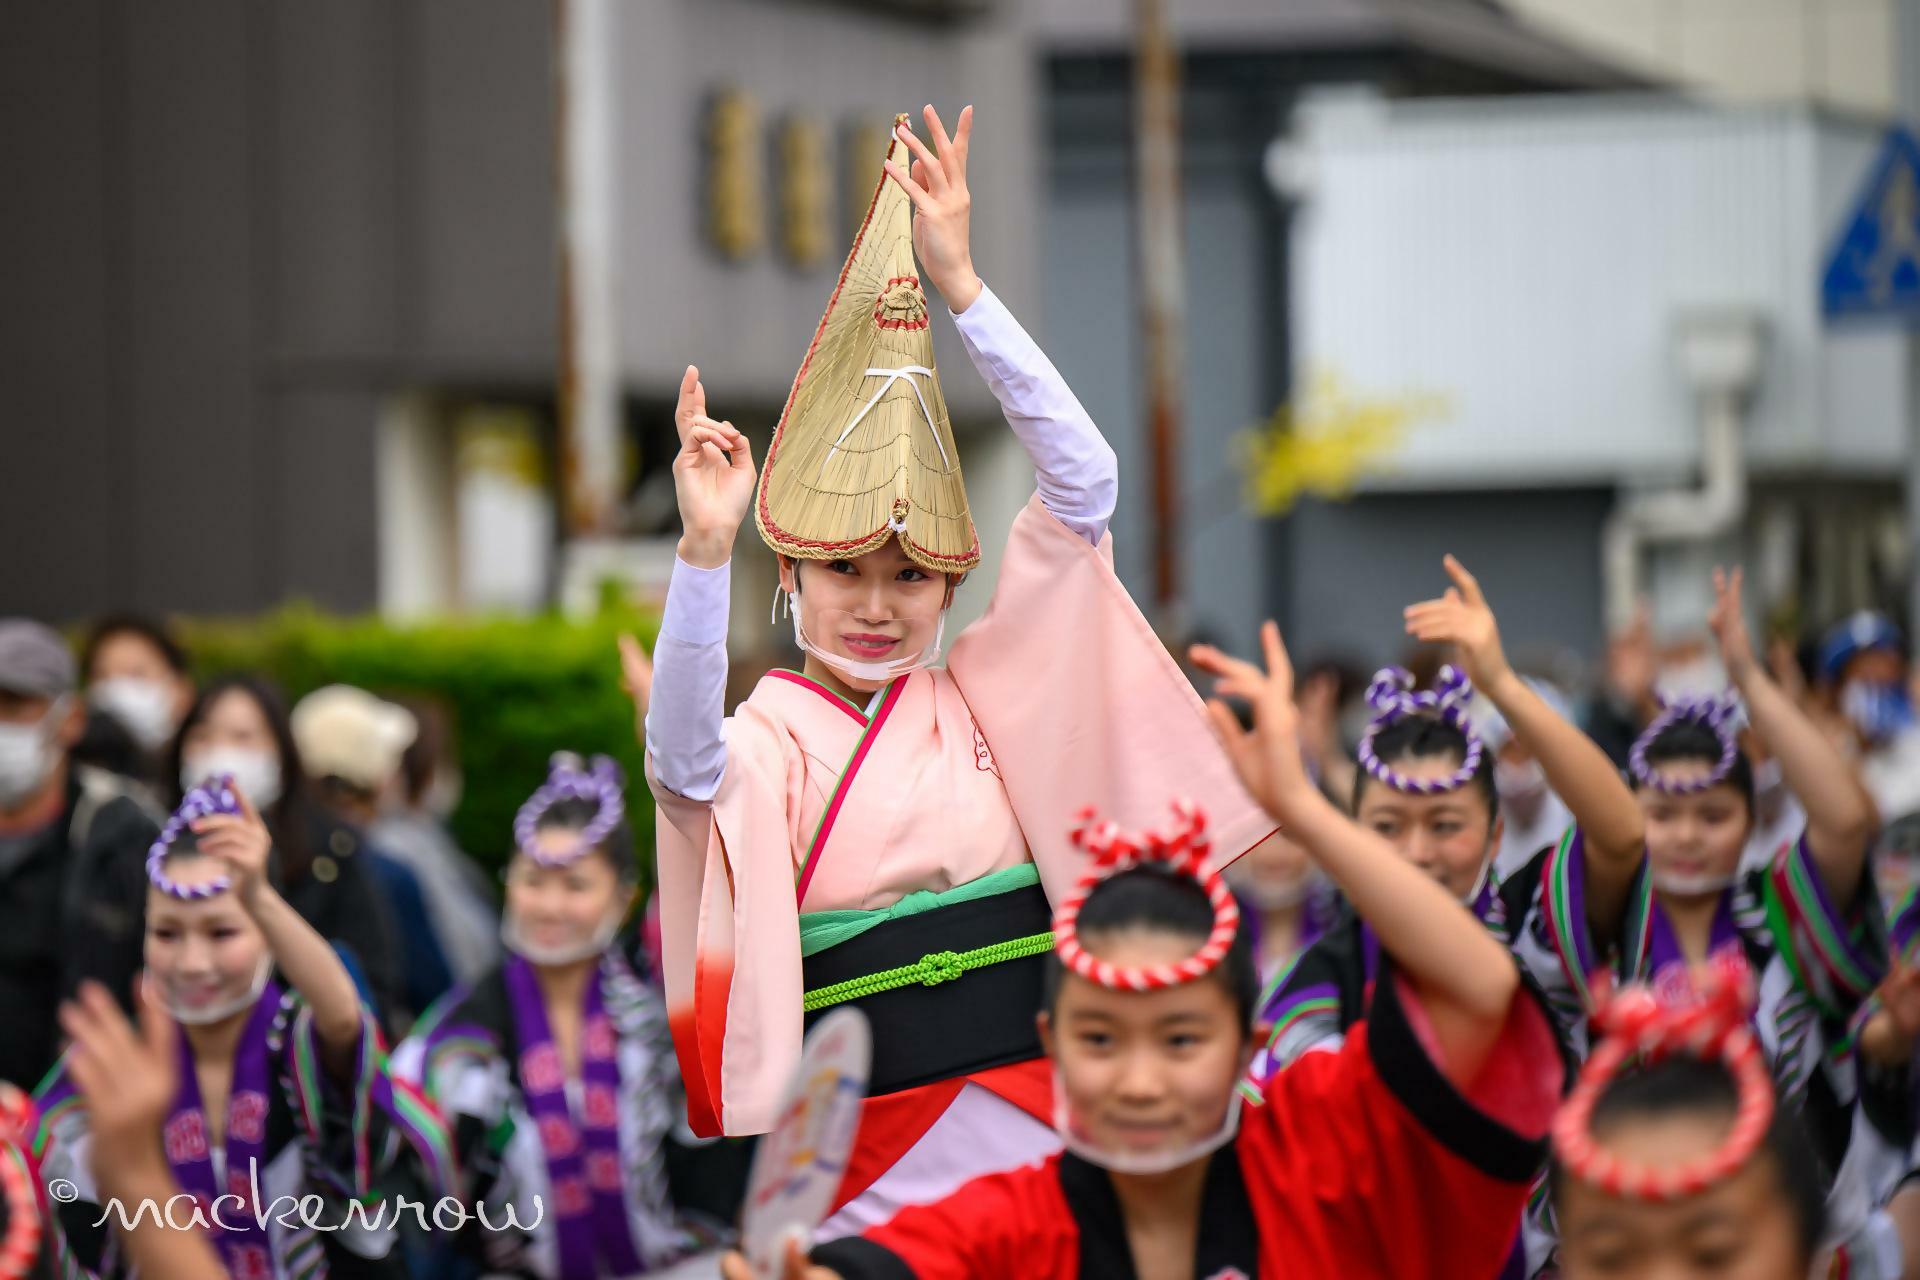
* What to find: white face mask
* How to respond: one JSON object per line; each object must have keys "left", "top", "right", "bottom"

{"left": 1459, "top": 853, "right": 1494, "bottom": 908}
{"left": 181, "top": 746, "right": 283, "bottom": 811}
{"left": 500, "top": 902, "right": 625, "bottom": 967}
{"left": 1650, "top": 869, "right": 1738, "bottom": 897}
{"left": 91, "top": 677, "right": 179, "bottom": 753}
{"left": 1051, "top": 1075, "right": 1243, "bottom": 1176}
{"left": 1224, "top": 863, "right": 1318, "bottom": 913}
{"left": 779, "top": 588, "right": 948, "bottom": 686}
{"left": 162, "top": 952, "right": 274, "bottom": 1026}
{"left": 1494, "top": 758, "right": 1546, "bottom": 805}
{"left": 0, "top": 697, "right": 68, "bottom": 808}
{"left": 423, "top": 768, "right": 463, "bottom": 820}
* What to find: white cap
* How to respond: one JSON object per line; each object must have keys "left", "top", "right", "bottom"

{"left": 291, "top": 685, "right": 418, "bottom": 792}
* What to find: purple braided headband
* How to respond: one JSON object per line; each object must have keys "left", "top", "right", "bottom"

{"left": 1356, "top": 665, "right": 1485, "bottom": 795}
{"left": 513, "top": 753, "right": 625, "bottom": 867}
{"left": 147, "top": 776, "right": 241, "bottom": 899}
{"left": 1629, "top": 695, "right": 1740, "bottom": 795}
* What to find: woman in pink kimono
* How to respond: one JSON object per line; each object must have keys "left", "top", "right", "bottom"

{"left": 643, "top": 104, "right": 1271, "bottom": 1238}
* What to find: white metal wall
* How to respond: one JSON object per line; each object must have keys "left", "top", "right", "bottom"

{"left": 1291, "top": 93, "right": 1903, "bottom": 490}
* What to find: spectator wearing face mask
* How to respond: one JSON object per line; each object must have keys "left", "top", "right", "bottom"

{"left": 76, "top": 615, "right": 196, "bottom": 799}
{"left": 292, "top": 684, "right": 457, "bottom": 1018}
{"left": 372, "top": 696, "right": 501, "bottom": 987}
{"left": 167, "top": 674, "right": 407, "bottom": 1028}
{"left": 1818, "top": 612, "right": 1920, "bottom": 822}
{"left": 0, "top": 620, "right": 158, "bottom": 1091}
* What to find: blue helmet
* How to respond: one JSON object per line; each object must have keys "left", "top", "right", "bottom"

{"left": 1817, "top": 611, "right": 1906, "bottom": 682}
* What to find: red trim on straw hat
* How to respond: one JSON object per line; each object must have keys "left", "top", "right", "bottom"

{"left": 1052, "top": 799, "right": 1241, "bottom": 992}
{"left": 1552, "top": 954, "right": 1773, "bottom": 1202}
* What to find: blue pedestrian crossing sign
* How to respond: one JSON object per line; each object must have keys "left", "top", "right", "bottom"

{"left": 1824, "top": 126, "right": 1920, "bottom": 320}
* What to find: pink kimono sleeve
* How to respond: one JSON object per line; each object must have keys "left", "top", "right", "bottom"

{"left": 647, "top": 703, "right": 808, "bottom": 1137}
{"left": 947, "top": 495, "right": 1276, "bottom": 901}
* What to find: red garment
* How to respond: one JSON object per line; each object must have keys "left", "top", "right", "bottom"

{"left": 814, "top": 967, "right": 1562, "bottom": 1280}
{"left": 832, "top": 1059, "right": 1055, "bottom": 1212}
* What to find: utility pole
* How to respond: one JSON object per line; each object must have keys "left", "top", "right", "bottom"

{"left": 1134, "top": 0, "right": 1186, "bottom": 625}
{"left": 554, "top": 0, "right": 621, "bottom": 539}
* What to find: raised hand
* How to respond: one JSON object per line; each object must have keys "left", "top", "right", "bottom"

{"left": 1403, "top": 555, "right": 1513, "bottom": 694}
{"left": 1708, "top": 566, "right": 1759, "bottom": 685}
{"left": 1607, "top": 600, "right": 1658, "bottom": 715}
{"left": 1881, "top": 959, "right": 1920, "bottom": 1044}
{"left": 1190, "top": 622, "right": 1316, "bottom": 822}
{"left": 617, "top": 632, "right": 654, "bottom": 739}
{"left": 190, "top": 781, "right": 274, "bottom": 910}
{"left": 674, "top": 365, "right": 708, "bottom": 447}
{"left": 882, "top": 104, "right": 982, "bottom": 313}
{"left": 58, "top": 979, "right": 179, "bottom": 1178}
{"left": 673, "top": 408, "right": 755, "bottom": 570}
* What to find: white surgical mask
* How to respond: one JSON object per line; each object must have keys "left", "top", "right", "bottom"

{"left": 1650, "top": 869, "right": 1738, "bottom": 897}
{"left": 90, "top": 677, "right": 179, "bottom": 753}
{"left": 778, "top": 587, "right": 948, "bottom": 685}
{"left": 500, "top": 902, "right": 625, "bottom": 967}
{"left": 1494, "top": 758, "right": 1547, "bottom": 804}
{"left": 162, "top": 952, "right": 274, "bottom": 1026}
{"left": 0, "top": 697, "right": 69, "bottom": 809}
{"left": 181, "top": 746, "right": 283, "bottom": 811}
{"left": 1051, "top": 1075, "right": 1243, "bottom": 1176}
{"left": 1224, "top": 863, "right": 1320, "bottom": 913}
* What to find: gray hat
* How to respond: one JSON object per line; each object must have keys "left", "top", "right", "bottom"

{"left": 0, "top": 619, "right": 77, "bottom": 698}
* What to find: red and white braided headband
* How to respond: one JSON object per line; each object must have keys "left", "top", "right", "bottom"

{"left": 1052, "top": 799, "right": 1241, "bottom": 992}
{"left": 1552, "top": 954, "right": 1773, "bottom": 1202}
{"left": 0, "top": 1083, "right": 40, "bottom": 1280}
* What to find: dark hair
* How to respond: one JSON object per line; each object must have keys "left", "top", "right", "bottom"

{"left": 1634, "top": 719, "right": 1755, "bottom": 812}
{"left": 167, "top": 674, "right": 317, "bottom": 877}
{"left": 80, "top": 613, "right": 191, "bottom": 682}
{"left": 395, "top": 696, "right": 454, "bottom": 808}
{"left": 1350, "top": 713, "right": 1500, "bottom": 824}
{"left": 1042, "top": 865, "right": 1257, "bottom": 1033}
{"left": 529, "top": 795, "right": 638, "bottom": 885}
{"left": 1549, "top": 1055, "right": 1823, "bottom": 1264}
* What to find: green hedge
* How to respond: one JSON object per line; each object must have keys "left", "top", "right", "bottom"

{"left": 182, "top": 606, "right": 660, "bottom": 882}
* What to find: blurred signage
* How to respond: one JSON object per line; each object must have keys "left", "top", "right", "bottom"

{"left": 703, "top": 94, "right": 901, "bottom": 269}
{"left": 786, "top": 0, "right": 994, "bottom": 16}
{"left": 1823, "top": 126, "right": 1920, "bottom": 321}
{"left": 705, "top": 90, "right": 767, "bottom": 262}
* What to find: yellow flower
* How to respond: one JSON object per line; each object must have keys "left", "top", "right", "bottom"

{"left": 1236, "top": 370, "right": 1446, "bottom": 516}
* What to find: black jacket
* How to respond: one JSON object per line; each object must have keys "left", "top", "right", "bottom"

{"left": 280, "top": 811, "right": 405, "bottom": 1032}
{"left": 0, "top": 767, "right": 156, "bottom": 1091}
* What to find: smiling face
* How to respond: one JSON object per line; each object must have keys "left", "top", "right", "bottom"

{"left": 780, "top": 544, "right": 949, "bottom": 691}
{"left": 1041, "top": 930, "right": 1250, "bottom": 1163}
{"left": 145, "top": 854, "right": 269, "bottom": 1018}
{"left": 1638, "top": 766, "right": 1751, "bottom": 898}
{"left": 1355, "top": 754, "right": 1501, "bottom": 901}
{"left": 504, "top": 832, "right": 634, "bottom": 962}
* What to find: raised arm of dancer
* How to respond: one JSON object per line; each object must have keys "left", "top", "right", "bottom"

{"left": 641, "top": 372, "right": 755, "bottom": 803}
{"left": 1193, "top": 622, "right": 1520, "bottom": 1084}
{"left": 1406, "top": 555, "right": 1645, "bottom": 935}
{"left": 1712, "top": 566, "right": 1877, "bottom": 904}
{"left": 194, "top": 785, "right": 366, "bottom": 1070}
{"left": 886, "top": 104, "right": 1118, "bottom": 547}
{"left": 58, "top": 981, "right": 228, "bottom": 1280}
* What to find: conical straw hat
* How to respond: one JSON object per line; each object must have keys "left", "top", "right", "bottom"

{"left": 755, "top": 114, "right": 980, "bottom": 574}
